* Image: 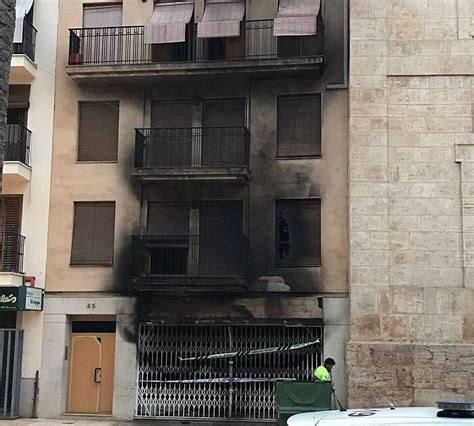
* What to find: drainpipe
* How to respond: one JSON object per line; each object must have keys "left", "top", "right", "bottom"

{"left": 32, "top": 370, "right": 39, "bottom": 418}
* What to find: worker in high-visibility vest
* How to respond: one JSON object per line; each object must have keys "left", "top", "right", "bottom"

{"left": 314, "top": 358, "right": 335, "bottom": 382}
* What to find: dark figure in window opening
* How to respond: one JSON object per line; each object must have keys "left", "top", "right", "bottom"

{"left": 278, "top": 213, "right": 290, "bottom": 259}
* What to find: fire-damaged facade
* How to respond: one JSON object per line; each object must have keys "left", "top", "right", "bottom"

{"left": 39, "top": 0, "right": 349, "bottom": 421}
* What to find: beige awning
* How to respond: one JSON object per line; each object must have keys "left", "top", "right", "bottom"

{"left": 145, "top": 2, "right": 194, "bottom": 44}
{"left": 274, "top": 0, "right": 321, "bottom": 37}
{"left": 197, "top": 0, "right": 245, "bottom": 39}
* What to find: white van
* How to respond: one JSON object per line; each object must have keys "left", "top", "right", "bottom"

{"left": 287, "top": 402, "right": 474, "bottom": 425}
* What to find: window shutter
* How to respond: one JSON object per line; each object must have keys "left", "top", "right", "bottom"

{"left": 0, "top": 196, "right": 23, "bottom": 273}
{"left": 275, "top": 199, "right": 321, "bottom": 266}
{"left": 277, "top": 94, "right": 321, "bottom": 158}
{"left": 147, "top": 203, "right": 190, "bottom": 235}
{"left": 199, "top": 201, "right": 243, "bottom": 236}
{"left": 202, "top": 99, "right": 245, "bottom": 128}
{"left": 71, "top": 202, "right": 115, "bottom": 265}
{"left": 151, "top": 101, "right": 193, "bottom": 128}
{"left": 78, "top": 102, "right": 119, "bottom": 162}
{"left": 83, "top": 5, "right": 123, "bottom": 28}
{"left": 0, "top": 196, "right": 22, "bottom": 234}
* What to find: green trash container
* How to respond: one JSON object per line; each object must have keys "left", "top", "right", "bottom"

{"left": 275, "top": 380, "right": 332, "bottom": 426}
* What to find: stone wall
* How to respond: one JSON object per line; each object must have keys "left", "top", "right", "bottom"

{"left": 348, "top": 0, "right": 474, "bottom": 407}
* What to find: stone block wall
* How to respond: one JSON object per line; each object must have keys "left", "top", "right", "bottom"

{"left": 348, "top": 0, "right": 474, "bottom": 407}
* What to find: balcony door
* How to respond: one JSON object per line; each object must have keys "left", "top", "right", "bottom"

{"left": 147, "top": 203, "right": 190, "bottom": 275}
{"left": 202, "top": 99, "right": 246, "bottom": 167}
{"left": 199, "top": 201, "right": 243, "bottom": 277}
{"left": 0, "top": 196, "right": 22, "bottom": 273}
{"left": 82, "top": 5, "right": 123, "bottom": 65}
{"left": 150, "top": 101, "right": 194, "bottom": 167}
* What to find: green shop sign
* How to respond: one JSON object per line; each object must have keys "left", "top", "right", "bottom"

{"left": 0, "top": 287, "right": 44, "bottom": 311}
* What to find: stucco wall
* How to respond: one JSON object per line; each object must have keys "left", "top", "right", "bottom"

{"left": 48, "top": 0, "right": 348, "bottom": 295}
{"left": 348, "top": 0, "right": 474, "bottom": 407}
{"left": 2, "top": 0, "right": 59, "bottom": 416}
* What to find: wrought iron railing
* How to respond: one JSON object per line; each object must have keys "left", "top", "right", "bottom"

{"left": 0, "top": 233, "right": 25, "bottom": 274}
{"left": 5, "top": 124, "right": 31, "bottom": 166}
{"left": 132, "top": 235, "right": 249, "bottom": 279}
{"left": 68, "top": 19, "right": 324, "bottom": 66}
{"left": 13, "top": 20, "right": 37, "bottom": 62}
{"left": 135, "top": 127, "right": 250, "bottom": 169}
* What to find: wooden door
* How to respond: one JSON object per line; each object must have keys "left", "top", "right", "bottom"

{"left": 68, "top": 333, "right": 116, "bottom": 414}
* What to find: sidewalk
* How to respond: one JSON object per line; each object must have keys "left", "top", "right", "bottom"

{"left": 4, "top": 419, "right": 267, "bottom": 426}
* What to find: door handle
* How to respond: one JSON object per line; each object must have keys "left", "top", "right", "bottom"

{"left": 94, "top": 368, "right": 102, "bottom": 384}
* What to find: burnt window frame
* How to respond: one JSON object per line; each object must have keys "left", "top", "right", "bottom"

{"left": 274, "top": 198, "right": 322, "bottom": 267}
{"left": 70, "top": 201, "right": 116, "bottom": 267}
{"left": 276, "top": 93, "right": 323, "bottom": 160}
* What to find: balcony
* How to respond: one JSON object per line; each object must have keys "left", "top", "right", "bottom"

{"left": 66, "top": 19, "right": 325, "bottom": 83}
{"left": 131, "top": 234, "right": 249, "bottom": 292}
{"left": 10, "top": 21, "right": 37, "bottom": 84}
{"left": 0, "top": 233, "right": 25, "bottom": 287}
{"left": 134, "top": 127, "right": 250, "bottom": 183}
{"left": 3, "top": 124, "right": 31, "bottom": 185}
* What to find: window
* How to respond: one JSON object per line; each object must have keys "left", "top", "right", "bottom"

{"left": 277, "top": 94, "right": 322, "bottom": 158}
{"left": 83, "top": 4, "right": 123, "bottom": 28}
{"left": 275, "top": 199, "right": 321, "bottom": 266}
{"left": 78, "top": 102, "right": 119, "bottom": 162}
{"left": 71, "top": 202, "right": 116, "bottom": 266}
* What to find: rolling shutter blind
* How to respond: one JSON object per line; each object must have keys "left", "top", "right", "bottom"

{"left": 202, "top": 99, "right": 245, "bottom": 127}
{"left": 151, "top": 101, "right": 193, "bottom": 128}
{"left": 144, "top": 2, "right": 194, "bottom": 44}
{"left": 276, "top": 199, "right": 321, "bottom": 266}
{"left": 83, "top": 5, "right": 123, "bottom": 28}
{"left": 197, "top": 0, "right": 245, "bottom": 39}
{"left": 274, "top": 0, "right": 320, "bottom": 36}
{"left": 200, "top": 201, "right": 243, "bottom": 236}
{"left": 277, "top": 94, "right": 321, "bottom": 158}
{"left": 0, "top": 196, "right": 23, "bottom": 273}
{"left": 71, "top": 202, "right": 115, "bottom": 265}
{"left": 78, "top": 102, "right": 119, "bottom": 162}
{"left": 0, "top": 196, "right": 22, "bottom": 234}
{"left": 147, "top": 203, "right": 190, "bottom": 235}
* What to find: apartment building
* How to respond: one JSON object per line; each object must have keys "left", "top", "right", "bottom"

{"left": 348, "top": 0, "right": 474, "bottom": 408}
{"left": 39, "top": 0, "right": 348, "bottom": 421}
{"left": 0, "top": 0, "right": 58, "bottom": 418}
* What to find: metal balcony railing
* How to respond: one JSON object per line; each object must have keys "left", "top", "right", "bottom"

{"left": 5, "top": 124, "right": 31, "bottom": 166}
{"left": 13, "top": 20, "right": 37, "bottom": 62}
{"left": 0, "top": 233, "right": 25, "bottom": 274}
{"left": 68, "top": 19, "right": 324, "bottom": 66}
{"left": 132, "top": 235, "right": 249, "bottom": 280}
{"left": 135, "top": 127, "right": 250, "bottom": 169}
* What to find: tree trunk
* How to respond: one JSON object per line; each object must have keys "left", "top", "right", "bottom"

{"left": 0, "top": 0, "right": 16, "bottom": 194}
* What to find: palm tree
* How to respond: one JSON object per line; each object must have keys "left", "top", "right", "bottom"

{"left": 0, "top": 0, "right": 16, "bottom": 193}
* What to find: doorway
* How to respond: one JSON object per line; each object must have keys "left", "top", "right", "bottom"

{"left": 67, "top": 321, "right": 116, "bottom": 414}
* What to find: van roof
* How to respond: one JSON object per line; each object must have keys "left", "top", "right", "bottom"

{"left": 287, "top": 407, "right": 474, "bottom": 425}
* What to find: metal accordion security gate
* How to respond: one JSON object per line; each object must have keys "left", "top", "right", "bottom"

{"left": 0, "top": 329, "right": 23, "bottom": 419}
{"left": 136, "top": 324, "right": 322, "bottom": 420}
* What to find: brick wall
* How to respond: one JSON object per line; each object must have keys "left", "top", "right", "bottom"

{"left": 348, "top": 0, "right": 474, "bottom": 407}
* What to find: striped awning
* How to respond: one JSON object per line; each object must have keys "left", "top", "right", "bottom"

{"left": 197, "top": 0, "right": 245, "bottom": 39}
{"left": 145, "top": 2, "right": 194, "bottom": 44}
{"left": 13, "top": 0, "right": 34, "bottom": 43}
{"left": 274, "top": 0, "right": 321, "bottom": 37}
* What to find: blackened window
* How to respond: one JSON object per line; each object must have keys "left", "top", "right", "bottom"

{"left": 277, "top": 94, "right": 322, "bottom": 158}
{"left": 71, "top": 202, "right": 116, "bottom": 266}
{"left": 78, "top": 102, "right": 119, "bottom": 162}
{"left": 275, "top": 199, "right": 321, "bottom": 266}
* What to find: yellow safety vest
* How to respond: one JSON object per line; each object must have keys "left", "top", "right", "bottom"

{"left": 314, "top": 365, "right": 331, "bottom": 381}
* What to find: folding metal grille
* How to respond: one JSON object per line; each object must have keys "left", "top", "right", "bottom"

{"left": 136, "top": 324, "right": 322, "bottom": 420}
{"left": 0, "top": 330, "right": 23, "bottom": 419}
